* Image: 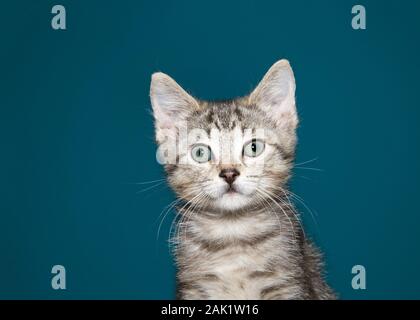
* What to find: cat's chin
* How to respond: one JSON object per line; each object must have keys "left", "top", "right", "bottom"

{"left": 212, "top": 192, "right": 251, "bottom": 211}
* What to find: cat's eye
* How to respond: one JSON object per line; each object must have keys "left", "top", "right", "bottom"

{"left": 191, "top": 144, "right": 212, "bottom": 163}
{"left": 243, "top": 139, "right": 265, "bottom": 158}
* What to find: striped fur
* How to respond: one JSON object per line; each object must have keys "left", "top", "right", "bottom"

{"left": 150, "top": 60, "right": 336, "bottom": 299}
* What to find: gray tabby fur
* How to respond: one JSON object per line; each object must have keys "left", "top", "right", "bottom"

{"left": 150, "top": 60, "right": 336, "bottom": 300}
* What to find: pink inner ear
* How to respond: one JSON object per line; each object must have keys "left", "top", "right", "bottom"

{"left": 150, "top": 72, "right": 201, "bottom": 137}
{"left": 153, "top": 105, "right": 172, "bottom": 129}
{"left": 153, "top": 102, "right": 189, "bottom": 134}
{"left": 249, "top": 63, "right": 296, "bottom": 116}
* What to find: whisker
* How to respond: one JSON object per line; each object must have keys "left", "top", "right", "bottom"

{"left": 156, "top": 198, "right": 183, "bottom": 242}
{"left": 169, "top": 190, "right": 207, "bottom": 248}
{"left": 157, "top": 188, "right": 200, "bottom": 245}
{"left": 258, "top": 181, "right": 319, "bottom": 232}
{"left": 254, "top": 189, "right": 283, "bottom": 234}
{"left": 177, "top": 193, "right": 208, "bottom": 245}
{"left": 298, "top": 175, "right": 314, "bottom": 181}
{"left": 295, "top": 157, "right": 319, "bottom": 167}
{"left": 256, "top": 187, "right": 298, "bottom": 241}
{"left": 123, "top": 178, "right": 166, "bottom": 185}
{"left": 256, "top": 181, "right": 306, "bottom": 239}
{"left": 287, "top": 191, "right": 320, "bottom": 229}
{"left": 294, "top": 166, "right": 324, "bottom": 172}
{"left": 135, "top": 181, "right": 166, "bottom": 194}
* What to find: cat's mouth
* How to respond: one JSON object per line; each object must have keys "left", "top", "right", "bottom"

{"left": 224, "top": 185, "right": 240, "bottom": 196}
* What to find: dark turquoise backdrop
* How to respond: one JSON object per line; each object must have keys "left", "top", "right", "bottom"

{"left": 1, "top": 0, "right": 419, "bottom": 299}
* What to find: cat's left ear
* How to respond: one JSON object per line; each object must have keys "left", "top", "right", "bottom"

{"left": 249, "top": 59, "right": 298, "bottom": 130}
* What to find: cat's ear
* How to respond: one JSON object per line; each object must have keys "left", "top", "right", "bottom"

{"left": 249, "top": 59, "right": 298, "bottom": 130}
{"left": 150, "top": 72, "right": 199, "bottom": 142}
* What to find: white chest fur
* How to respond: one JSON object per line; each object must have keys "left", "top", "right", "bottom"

{"left": 179, "top": 212, "right": 292, "bottom": 299}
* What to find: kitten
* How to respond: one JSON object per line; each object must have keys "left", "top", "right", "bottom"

{"left": 150, "top": 60, "right": 336, "bottom": 300}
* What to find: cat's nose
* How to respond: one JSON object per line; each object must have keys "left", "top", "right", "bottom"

{"left": 219, "top": 168, "right": 240, "bottom": 185}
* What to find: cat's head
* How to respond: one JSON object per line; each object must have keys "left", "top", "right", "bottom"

{"left": 150, "top": 59, "right": 298, "bottom": 212}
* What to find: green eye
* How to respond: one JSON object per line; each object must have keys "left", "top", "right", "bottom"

{"left": 243, "top": 139, "right": 265, "bottom": 157}
{"left": 191, "top": 144, "right": 212, "bottom": 163}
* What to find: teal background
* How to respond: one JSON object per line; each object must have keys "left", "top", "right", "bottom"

{"left": 1, "top": 0, "right": 419, "bottom": 299}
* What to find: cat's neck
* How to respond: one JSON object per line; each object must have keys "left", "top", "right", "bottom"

{"left": 174, "top": 198, "right": 302, "bottom": 247}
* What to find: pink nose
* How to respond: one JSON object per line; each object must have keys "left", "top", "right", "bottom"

{"left": 219, "top": 168, "right": 240, "bottom": 184}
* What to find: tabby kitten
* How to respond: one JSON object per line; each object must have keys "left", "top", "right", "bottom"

{"left": 150, "top": 60, "right": 335, "bottom": 300}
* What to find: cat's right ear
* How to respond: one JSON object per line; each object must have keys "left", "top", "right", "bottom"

{"left": 150, "top": 72, "right": 199, "bottom": 143}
